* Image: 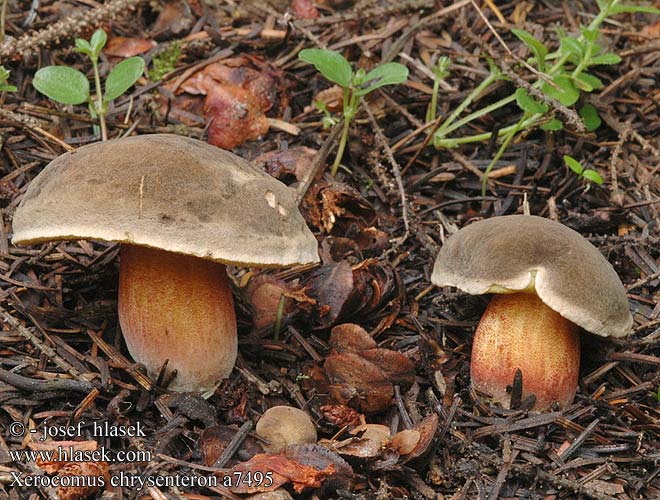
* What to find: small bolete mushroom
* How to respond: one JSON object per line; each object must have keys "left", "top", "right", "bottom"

{"left": 12, "top": 134, "right": 319, "bottom": 392}
{"left": 255, "top": 406, "right": 317, "bottom": 453}
{"left": 431, "top": 215, "right": 632, "bottom": 410}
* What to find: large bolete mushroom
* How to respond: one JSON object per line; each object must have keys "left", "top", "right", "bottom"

{"left": 12, "top": 134, "right": 319, "bottom": 392}
{"left": 431, "top": 215, "right": 632, "bottom": 410}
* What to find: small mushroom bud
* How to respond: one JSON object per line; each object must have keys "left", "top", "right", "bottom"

{"left": 256, "top": 406, "right": 317, "bottom": 453}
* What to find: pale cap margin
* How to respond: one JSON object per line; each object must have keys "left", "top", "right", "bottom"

{"left": 431, "top": 215, "right": 632, "bottom": 338}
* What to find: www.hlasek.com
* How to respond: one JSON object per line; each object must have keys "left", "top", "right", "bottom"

{"left": 8, "top": 420, "right": 274, "bottom": 491}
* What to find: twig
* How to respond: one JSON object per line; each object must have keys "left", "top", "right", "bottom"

{"left": 295, "top": 123, "right": 342, "bottom": 205}
{"left": 361, "top": 97, "right": 410, "bottom": 234}
{"left": 0, "top": 367, "right": 94, "bottom": 393}
{"left": 0, "top": 0, "right": 145, "bottom": 60}
{"left": 212, "top": 420, "right": 253, "bottom": 468}
{"left": 0, "top": 306, "right": 83, "bottom": 378}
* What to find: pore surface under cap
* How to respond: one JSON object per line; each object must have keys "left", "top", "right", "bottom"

{"left": 13, "top": 134, "right": 319, "bottom": 267}
{"left": 431, "top": 215, "right": 632, "bottom": 338}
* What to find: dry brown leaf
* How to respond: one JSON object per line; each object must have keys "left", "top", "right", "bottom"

{"left": 307, "top": 261, "right": 354, "bottom": 328}
{"left": 390, "top": 429, "right": 421, "bottom": 455}
{"left": 255, "top": 147, "right": 318, "bottom": 184}
{"left": 329, "top": 323, "right": 378, "bottom": 353}
{"left": 199, "top": 425, "right": 262, "bottom": 467}
{"left": 105, "top": 37, "right": 156, "bottom": 57}
{"left": 359, "top": 348, "right": 416, "bottom": 388}
{"left": 228, "top": 454, "right": 336, "bottom": 494}
{"left": 57, "top": 461, "right": 109, "bottom": 500}
{"left": 400, "top": 413, "right": 439, "bottom": 463}
{"left": 641, "top": 21, "right": 660, "bottom": 38}
{"left": 320, "top": 404, "right": 365, "bottom": 427}
{"left": 205, "top": 84, "right": 270, "bottom": 150}
{"left": 151, "top": 1, "right": 194, "bottom": 36}
{"left": 291, "top": 0, "right": 320, "bottom": 19}
{"left": 324, "top": 352, "right": 393, "bottom": 413}
{"left": 245, "top": 276, "right": 314, "bottom": 330}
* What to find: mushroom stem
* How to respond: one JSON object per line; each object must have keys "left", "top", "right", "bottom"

{"left": 118, "top": 245, "right": 237, "bottom": 392}
{"left": 470, "top": 292, "right": 580, "bottom": 410}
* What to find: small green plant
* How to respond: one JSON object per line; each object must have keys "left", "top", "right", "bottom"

{"left": 315, "top": 100, "right": 338, "bottom": 130}
{"left": 564, "top": 155, "right": 604, "bottom": 185}
{"left": 150, "top": 42, "right": 181, "bottom": 82}
{"left": 0, "top": 65, "right": 16, "bottom": 92}
{"left": 427, "top": 0, "right": 660, "bottom": 193}
{"left": 299, "top": 48, "right": 408, "bottom": 176}
{"left": 32, "top": 29, "right": 145, "bottom": 141}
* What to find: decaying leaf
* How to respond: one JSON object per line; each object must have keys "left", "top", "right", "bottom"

{"left": 199, "top": 425, "right": 262, "bottom": 467}
{"left": 306, "top": 260, "right": 396, "bottom": 328}
{"left": 28, "top": 441, "right": 109, "bottom": 500}
{"left": 324, "top": 352, "right": 393, "bottom": 413}
{"left": 292, "top": 0, "right": 320, "bottom": 19}
{"left": 245, "top": 275, "right": 314, "bottom": 330}
{"left": 320, "top": 404, "right": 365, "bottom": 427}
{"left": 205, "top": 84, "right": 270, "bottom": 150}
{"left": 359, "top": 348, "right": 416, "bottom": 388}
{"left": 329, "top": 323, "right": 378, "bottom": 353}
{"left": 255, "top": 147, "right": 317, "bottom": 184}
{"left": 227, "top": 453, "right": 336, "bottom": 494}
{"left": 151, "top": 1, "right": 194, "bottom": 37}
{"left": 285, "top": 443, "right": 353, "bottom": 490}
{"left": 159, "top": 56, "right": 288, "bottom": 149}
{"left": 389, "top": 429, "right": 421, "bottom": 455}
{"left": 307, "top": 261, "right": 354, "bottom": 328}
{"left": 303, "top": 180, "right": 377, "bottom": 234}
{"left": 57, "top": 461, "right": 110, "bottom": 500}
{"left": 400, "top": 413, "right": 439, "bottom": 463}
{"left": 105, "top": 37, "right": 156, "bottom": 57}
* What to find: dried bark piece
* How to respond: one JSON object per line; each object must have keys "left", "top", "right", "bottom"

{"left": 320, "top": 404, "right": 365, "bottom": 428}
{"left": 57, "top": 461, "right": 109, "bottom": 500}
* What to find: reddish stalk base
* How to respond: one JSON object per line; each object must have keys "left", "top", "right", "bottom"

{"left": 471, "top": 293, "right": 580, "bottom": 410}
{"left": 118, "top": 245, "right": 237, "bottom": 392}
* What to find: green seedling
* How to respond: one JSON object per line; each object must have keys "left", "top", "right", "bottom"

{"left": 32, "top": 29, "right": 145, "bottom": 141}
{"left": 150, "top": 42, "right": 182, "bottom": 82}
{"left": 315, "top": 100, "right": 338, "bottom": 130}
{"left": 564, "top": 155, "right": 604, "bottom": 185}
{"left": 0, "top": 65, "right": 16, "bottom": 92}
{"left": 299, "top": 48, "right": 408, "bottom": 176}
{"left": 428, "top": 0, "right": 659, "bottom": 194}
{"left": 426, "top": 56, "right": 451, "bottom": 123}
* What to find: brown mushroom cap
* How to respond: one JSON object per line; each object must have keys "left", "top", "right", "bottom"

{"left": 12, "top": 134, "right": 319, "bottom": 267}
{"left": 431, "top": 215, "right": 631, "bottom": 338}
{"left": 256, "top": 406, "right": 317, "bottom": 453}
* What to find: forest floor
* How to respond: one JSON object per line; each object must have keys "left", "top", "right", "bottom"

{"left": 0, "top": 1, "right": 659, "bottom": 499}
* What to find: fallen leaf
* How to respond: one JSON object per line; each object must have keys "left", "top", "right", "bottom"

{"left": 227, "top": 453, "right": 336, "bottom": 494}
{"left": 151, "top": 1, "right": 194, "bottom": 37}
{"left": 307, "top": 261, "right": 354, "bottom": 328}
{"left": 292, "top": 0, "right": 320, "bottom": 19}
{"left": 105, "top": 37, "right": 156, "bottom": 57}
{"left": 320, "top": 404, "right": 365, "bottom": 427}
{"left": 359, "top": 348, "right": 415, "bottom": 388}
{"left": 641, "top": 21, "right": 660, "bottom": 38}
{"left": 400, "top": 413, "right": 439, "bottom": 463}
{"left": 324, "top": 352, "right": 393, "bottom": 412}
{"left": 57, "top": 461, "right": 109, "bottom": 500}
{"left": 303, "top": 180, "right": 377, "bottom": 234}
{"left": 350, "top": 424, "right": 391, "bottom": 449}
{"left": 389, "top": 429, "right": 421, "bottom": 455}
{"left": 312, "top": 85, "right": 343, "bottom": 113}
{"left": 255, "top": 147, "right": 317, "bottom": 183}
{"left": 245, "top": 276, "right": 314, "bottom": 330}
{"left": 285, "top": 443, "right": 353, "bottom": 490}
{"left": 199, "top": 426, "right": 262, "bottom": 467}
{"left": 329, "top": 323, "right": 378, "bottom": 353}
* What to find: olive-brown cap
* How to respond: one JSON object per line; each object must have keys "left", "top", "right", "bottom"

{"left": 12, "top": 134, "right": 319, "bottom": 267}
{"left": 431, "top": 215, "right": 632, "bottom": 338}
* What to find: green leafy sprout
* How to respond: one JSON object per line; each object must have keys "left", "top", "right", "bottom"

{"left": 32, "top": 29, "right": 145, "bottom": 141}
{"left": 0, "top": 65, "right": 16, "bottom": 92}
{"left": 299, "top": 48, "right": 408, "bottom": 176}
{"left": 563, "top": 155, "right": 604, "bottom": 185}
{"left": 426, "top": 0, "right": 660, "bottom": 193}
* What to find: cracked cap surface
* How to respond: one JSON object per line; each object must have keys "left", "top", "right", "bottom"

{"left": 431, "top": 215, "right": 632, "bottom": 338}
{"left": 12, "top": 134, "right": 319, "bottom": 267}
